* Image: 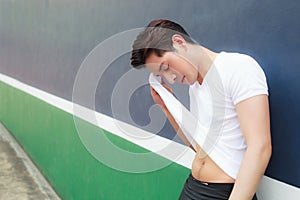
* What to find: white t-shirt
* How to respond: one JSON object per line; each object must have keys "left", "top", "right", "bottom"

{"left": 189, "top": 52, "right": 268, "bottom": 179}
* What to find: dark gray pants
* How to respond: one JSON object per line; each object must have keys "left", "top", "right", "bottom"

{"left": 179, "top": 173, "right": 258, "bottom": 200}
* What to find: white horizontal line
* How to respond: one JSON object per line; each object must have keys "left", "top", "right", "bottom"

{"left": 0, "top": 73, "right": 194, "bottom": 169}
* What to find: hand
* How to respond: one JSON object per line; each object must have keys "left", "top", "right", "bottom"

{"left": 150, "top": 79, "right": 172, "bottom": 109}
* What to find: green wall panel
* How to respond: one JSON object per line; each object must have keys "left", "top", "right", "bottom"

{"left": 0, "top": 81, "right": 190, "bottom": 199}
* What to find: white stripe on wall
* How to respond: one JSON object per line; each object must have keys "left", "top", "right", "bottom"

{"left": 1, "top": 73, "right": 299, "bottom": 199}
{"left": 257, "top": 176, "right": 300, "bottom": 200}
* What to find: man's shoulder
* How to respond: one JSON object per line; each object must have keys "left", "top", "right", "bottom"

{"left": 218, "top": 51, "right": 255, "bottom": 63}
{"left": 216, "top": 52, "right": 259, "bottom": 73}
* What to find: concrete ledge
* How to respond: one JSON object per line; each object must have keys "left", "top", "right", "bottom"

{"left": 0, "top": 122, "right": 60, "bottom": 200}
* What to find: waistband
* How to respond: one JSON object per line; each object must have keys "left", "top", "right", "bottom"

{"left": 189, "top": 173, "right": 234, "bottom": 188}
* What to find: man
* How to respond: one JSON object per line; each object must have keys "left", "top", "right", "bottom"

{"left": 131, "top": 19, "right": 272, "bottom": 200}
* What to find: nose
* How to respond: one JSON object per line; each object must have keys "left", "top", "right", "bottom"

{"left": 164, "top": 73, "right": 176, "bottom": 84}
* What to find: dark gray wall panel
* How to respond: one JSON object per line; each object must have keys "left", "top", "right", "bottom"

{"left": 1, "top": 0, "right": 300, "bottom": 187}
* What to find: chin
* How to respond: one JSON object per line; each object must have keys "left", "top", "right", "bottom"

{"left": 187, "top": 79, "right": 196, "bottom": 85}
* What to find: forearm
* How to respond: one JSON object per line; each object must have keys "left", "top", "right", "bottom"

{"left": 229, "top": 144, "right": 272, "bottom": 199}
{"left": 161, "top": 106, "right": 195, "bottom": 152}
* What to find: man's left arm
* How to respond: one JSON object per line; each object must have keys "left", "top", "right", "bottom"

{"left": 229, "top": 94, "right": 272, "bottom": 200}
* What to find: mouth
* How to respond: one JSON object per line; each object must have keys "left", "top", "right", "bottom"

{"left": 181, "top": 76, "right": 185, "bottom": 83}
{"left": 181, "top": 76, "right": 189, "bottom": 84}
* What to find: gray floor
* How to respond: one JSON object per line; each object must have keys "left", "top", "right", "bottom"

{"left": 0, "top": 122, "right": 60, "bottom": 200}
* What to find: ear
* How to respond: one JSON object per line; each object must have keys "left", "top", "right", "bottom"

{"left": 172, "top": 34, "right": 188, "bottom": 51}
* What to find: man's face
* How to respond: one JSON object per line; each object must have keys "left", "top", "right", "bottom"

{"left": 145, "top": 51, "right": 199, "bottom": 85}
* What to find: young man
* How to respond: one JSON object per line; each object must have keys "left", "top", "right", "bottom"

{"left": 131, "top": 19, "right": 272, "bottom": 200}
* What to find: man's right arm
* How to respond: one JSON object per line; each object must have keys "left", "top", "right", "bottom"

{"left": 150, "top": 85, "right": 195, "bottom": 152}
{"left": 161, "top": 106, "right": 196, "bottom": 152}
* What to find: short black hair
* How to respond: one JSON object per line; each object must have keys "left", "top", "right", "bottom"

{"left": 131, "top": 19, "right": 195, "bottom": 69}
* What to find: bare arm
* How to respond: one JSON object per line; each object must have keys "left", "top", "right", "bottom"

{"left": 161, "top": 105, "right": 196, "bottom": 152}
{"left": 229, "top": 94, "right": 272, "bottom": 199}
{"left": 150, "top": 85, "right": 196, "bottom": 152}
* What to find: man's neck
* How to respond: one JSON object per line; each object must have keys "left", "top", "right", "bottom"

{"left": 192, "top": 46, "right": 218, "bottom": 84}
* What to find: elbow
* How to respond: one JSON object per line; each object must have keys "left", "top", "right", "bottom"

{"left": 248, "top": 140, "right": 272, "bottom": 164}
{"left": 263, "top": 142, "right": 272, "bottom": 161}
{"left": 258, "top": 141, "right": 272, "bottom": 164}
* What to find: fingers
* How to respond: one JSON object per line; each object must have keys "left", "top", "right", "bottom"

{"left": 162, "top": 83, "right": 172, "bottom": 93}
{"left": 150, "top": 86, "right": 155, "bottom": 93}
{"left": 150, "top": 86, "right": 158, "bottom": 96}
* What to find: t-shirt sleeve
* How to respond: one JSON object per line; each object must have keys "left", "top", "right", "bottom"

{"left": 229, "top": 55, "right": 268, "bottom": 105}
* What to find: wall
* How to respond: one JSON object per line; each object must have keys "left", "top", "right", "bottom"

{"left": 0, "top": 0, "right": 300, "bottom": 199}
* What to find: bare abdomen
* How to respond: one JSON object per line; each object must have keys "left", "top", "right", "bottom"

{"left": 191, "top": 144, "right": 235, "bottom": 183}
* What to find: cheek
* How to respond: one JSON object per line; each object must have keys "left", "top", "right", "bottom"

{"left": 177, "top": 61, "right": 192, "bottom": 75}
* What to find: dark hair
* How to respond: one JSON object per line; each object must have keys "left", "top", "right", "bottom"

{"left": 130, "top": 19, "right": 195, "bottom": 69}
